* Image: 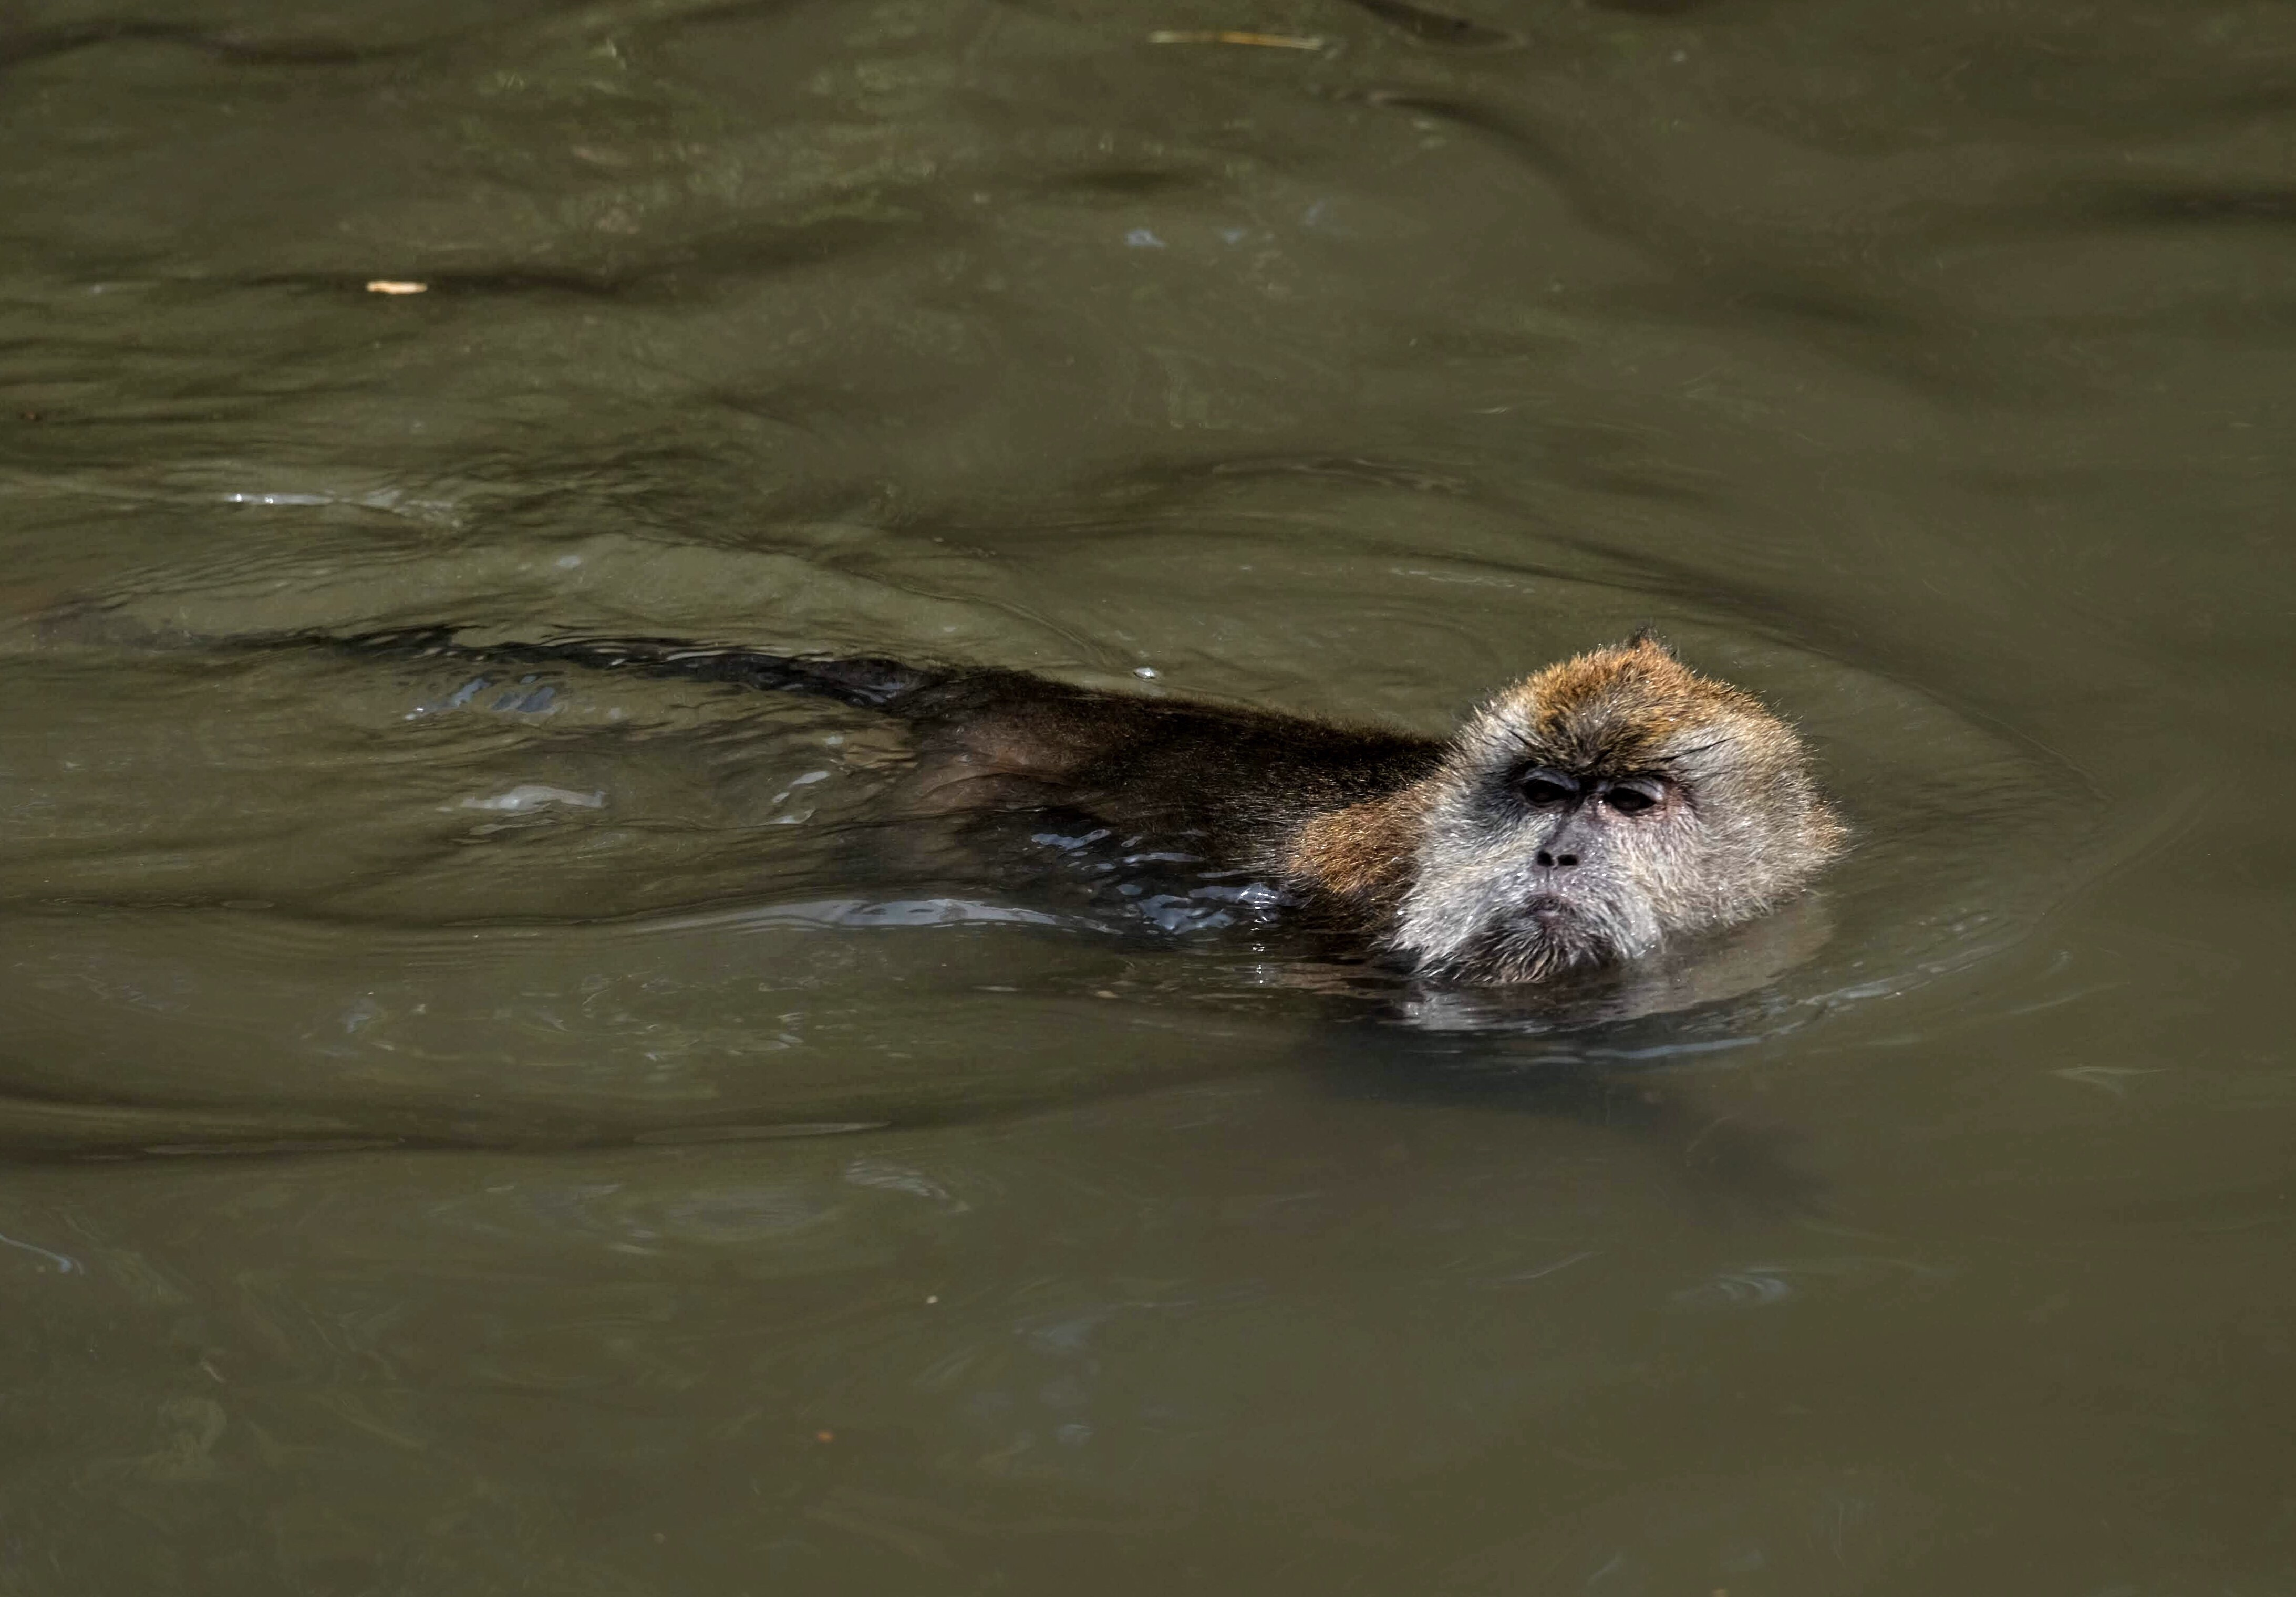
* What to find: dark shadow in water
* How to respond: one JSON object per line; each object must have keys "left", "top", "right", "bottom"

{"left": 2083, "top": 183, "right": 2296, "bottom": 229}
{"left": 1344, "top": 0, "right": 1524, "bottom": 50}
{"left": 1582, "top": 0, "right": 1729, "bottom": 13}
{"left": 0, "top": 20, "right": 418, "bottom": 70}
{"left": 0, "top": 1022, "right": 1814, "bottom": 1218}
{"left": 1310, "top": 1022, "right": 1821, "bottom": 1215}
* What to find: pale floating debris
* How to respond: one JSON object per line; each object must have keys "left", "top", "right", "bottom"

{"left": 0, "top": 1230, "right": 82, "bottom": 1274}
{"left": 456, "top": 784, "right": 605, "bottom": 813}
{"left": 365, "top": 279, "right": 429, "bottom": 294}
{"left": 1147, "top": 29, "right": 1325, "bottom": 48}
{"left": 220, "top": 486, "right": 415, "bottom": 513}
{"left": 1480, "top": 1250, "right": 1599, "bottom": 1288}
{"left": 1674, "top": 1271, "right": 1795, "bottom": 1309}
{"left": 2052, "top": 1065, "right": 2163, "bottom": 1096}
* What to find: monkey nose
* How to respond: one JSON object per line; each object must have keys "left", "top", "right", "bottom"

{"left": 1535, "top": 848, "right": 1579, "bottom": 869}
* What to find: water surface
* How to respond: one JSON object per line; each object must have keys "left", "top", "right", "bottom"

{"left": 1, "top": 0, "right": 2291, "bottom": 1590}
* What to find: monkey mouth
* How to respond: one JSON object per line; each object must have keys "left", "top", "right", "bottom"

{"left": 1518, "top": 893, "right": 1573, "bottom": 925}
{"left": 1416, "top": 899, "right": 1620, "bottom": 986}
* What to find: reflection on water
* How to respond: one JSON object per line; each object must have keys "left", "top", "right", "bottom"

{"left": 2, "top": 0, "right": 2292, "bottom": 1588}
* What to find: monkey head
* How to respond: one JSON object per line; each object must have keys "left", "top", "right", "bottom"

{"left": 1387, "top": 636, "right": 1846, "bottom": 985}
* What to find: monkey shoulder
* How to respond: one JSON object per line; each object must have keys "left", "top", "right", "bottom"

{"left": 899, "top": 670, "right": 1441, "bottom": 868}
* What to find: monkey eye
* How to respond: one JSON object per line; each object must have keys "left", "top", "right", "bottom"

{"left": 1518, "top": 769, "right": 1579, "bottom": 807}
{"left": 1604, "top": 779, "right": 1664, "bottom": 815}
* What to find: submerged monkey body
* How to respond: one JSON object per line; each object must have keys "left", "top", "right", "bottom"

{"left": 314, "top": 629, "right": 1845, "bottom": 984}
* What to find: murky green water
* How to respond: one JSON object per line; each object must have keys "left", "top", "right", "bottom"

{"left": 2, "top": 0, "right": 2291, "bottom": 1589}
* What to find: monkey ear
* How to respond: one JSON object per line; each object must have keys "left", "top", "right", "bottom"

{"left": 1625, "top": 626, "right": 1677, "bottom": 658}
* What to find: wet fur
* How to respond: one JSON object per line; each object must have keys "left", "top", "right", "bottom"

{"left": 300, "top": 629, "right": 1844, "bottom": 984}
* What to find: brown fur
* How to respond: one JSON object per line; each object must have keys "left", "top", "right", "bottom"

{"left": 1284, "top": 782, "right": 1434, "bottom": 907}
{"left": 1496, "top": 637, "right": 1775, "bottom": 775}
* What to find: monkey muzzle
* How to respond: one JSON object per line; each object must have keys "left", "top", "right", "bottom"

{"left": 1411, "top": 890, "right": 1616, "bottom": 984}
{"left": 1392, "top": 843, "right": 1660, "bottom": 986}
{"left": 1518, "top": 893, "right": 1572, "bottom": 925}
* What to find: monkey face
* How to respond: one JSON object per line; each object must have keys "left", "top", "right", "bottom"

{"left": 1391, "top": 639, "right": 1846, "bottom": 986}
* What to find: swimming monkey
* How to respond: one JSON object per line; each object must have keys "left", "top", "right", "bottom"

{"left": 305, "top": 628, "right": 1846, "bottom": 986}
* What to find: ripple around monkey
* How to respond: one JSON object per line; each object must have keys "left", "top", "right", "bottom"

{"left": 287, "top": 627, "right": 1847, "bottom": 987}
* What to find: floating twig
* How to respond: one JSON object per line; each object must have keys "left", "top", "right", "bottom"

{"left": 1147, "top": 29, "right": 1326, "bottom": 49}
